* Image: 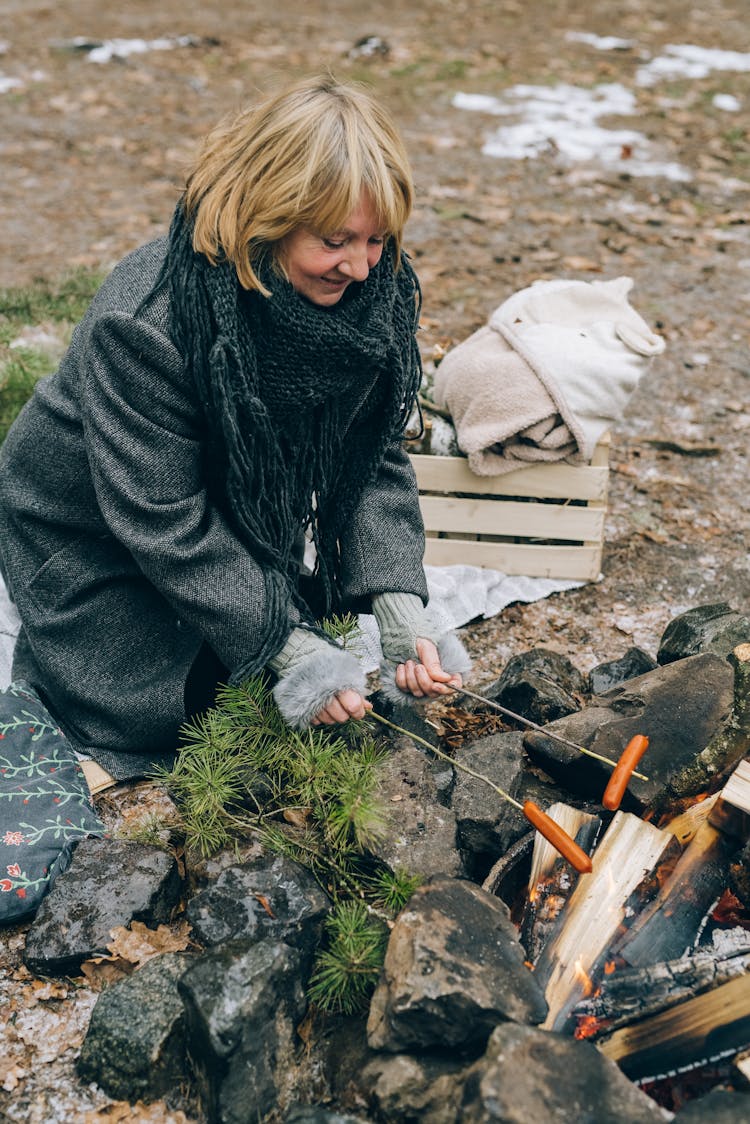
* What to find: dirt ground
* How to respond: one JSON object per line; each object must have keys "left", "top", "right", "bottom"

{"left": 1, "top": 0, "right": 749, "bottom": 1119}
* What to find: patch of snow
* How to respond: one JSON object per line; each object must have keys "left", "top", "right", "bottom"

{"left": 713, "top": 93, "right": 741, "bottom": 112}
{"left": 9, "top": 326, "right": 65, "bottom": 354}
{"left": 565, "top": 31, "right": 635, "bottom": 51}
{"left": 0, "top": 40, "right": 8, "bottom": 54}
{"left": 637, "top": 44, "right": 750, "bottom": 86}
{"left": 0, "top": 73, "right": 21, "bottom": 94}
{"left": 453, "top": 82, "right": 691, "bottom": 181}
{"left": 86, "top": 35, "right": 196, "bottom": 64}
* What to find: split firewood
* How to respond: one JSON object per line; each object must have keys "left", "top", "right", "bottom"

{"left": 710, "top": 757, "right": 750, "bottom": 842}
{"left": 519, "top": 803, "right": 601, "bottom": 964}
{"left": 533, "top": 810, "right": 678, "bottom": 1032}
{"left": 664, "top": 791, "right": 719, "bottom": 846}
{"left": 597, "top": 972, "right": 750, "bottom": 1081}
{"left": 573, "top": 940, "right": 750, "bottom": 1036}
{"left": 613, "top": 819, "right": 738, "bottom": 968}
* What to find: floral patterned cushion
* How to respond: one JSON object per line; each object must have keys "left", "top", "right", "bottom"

{"left": 0, "top": 681, "right": 106, "bottom": 925}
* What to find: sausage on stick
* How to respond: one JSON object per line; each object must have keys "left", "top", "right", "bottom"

{"left": 601, "top": 734, "right": 650, "bottom": 811}
{"left": 522, "top": 800, "right": 593, "bottom": 874}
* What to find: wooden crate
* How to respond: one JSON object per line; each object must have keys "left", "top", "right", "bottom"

{"left": 409, "top": 435, "right": 609, "bottom": 580}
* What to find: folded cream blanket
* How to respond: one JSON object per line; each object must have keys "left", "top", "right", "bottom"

{"left": 433, "top": 276, "right": 665, "bottom": 476}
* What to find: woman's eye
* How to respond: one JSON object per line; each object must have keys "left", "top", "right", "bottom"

{"left": 323, "top": 239, "right": 346, "bottom": 249}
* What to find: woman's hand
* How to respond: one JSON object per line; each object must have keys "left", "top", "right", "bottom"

{"left": 311, "top": 689, "right": 373, "bottom": 726}
{"left": 394, "top": 637, "right": 463, "bottom": 699}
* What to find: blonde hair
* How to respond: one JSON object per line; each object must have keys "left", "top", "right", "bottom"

{"left": 183, "top": 74, "right": 414, "bottom": 293}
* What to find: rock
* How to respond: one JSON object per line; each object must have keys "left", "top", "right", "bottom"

{"left": 523, "top": 653, "right": 734, "bottom": 811}
{"left": 24, "top": 837, "right": 182, "bottom": 975}
{"left": 369, "top": 737, "right": 464, "bottom": 879}
{"left": 366, "top": 877, "right": 547, "bottom": 1053}
{"left": 77, "top": 952, "right": 191, "bottom": 1102}
{"left": 673, "top": 1086, "right": 750, "bottom": 1121}
{"left": 185, "top": 852, "right": 330, "bottom": 973}
{"left": 460, "top": 1023, "right": 667, "bottom": 1123}
{"left": 450, "top": 732, "right": 561, "bottom": 871}
{"left": 483, "top": 647, "right": 587, "bottom": 725}
{"left": 658, "top": 603, "right": 750, "bottom": 665}
{"left": 284, "top": 1106, "right": 369, "bottom": 1124}
{"left": 589, "top": 647, "right": 658, "bottom": 695}
{"left": 361, "top": 1052, "right": 469, "bottom": 1124}
{"left": 179, "top": 938, "right": 306, "bottom": 1124}
{"left": 183, "top": 837, "right": 267, "bottom": 893}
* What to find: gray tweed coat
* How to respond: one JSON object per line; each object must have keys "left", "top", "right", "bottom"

{"left": 0, "top": 239, "right": 427, "bottom": 778}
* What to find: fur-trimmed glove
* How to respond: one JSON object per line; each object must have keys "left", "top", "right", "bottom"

{"left": 269, "top": 628, "right": 367, "bottom": 730}
{"left": 372, "top": 592, "right": 472, "bottom": 706}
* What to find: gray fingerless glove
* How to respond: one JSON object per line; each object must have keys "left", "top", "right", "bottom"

{"left": 269, "top": 628, "right": 367, "bottom": 730}
{"left": 372, "top": 592, "right": 472, "bottom": 706}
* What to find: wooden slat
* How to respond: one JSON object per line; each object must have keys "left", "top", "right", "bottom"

{"left": 419, "top": 495, "right": 606, "bottom": 541}
{"left": 410, "top": 454, "right": 609, "bottom": 503}
{"left": 422, "top": 537, "right": 603, "bottom": 580}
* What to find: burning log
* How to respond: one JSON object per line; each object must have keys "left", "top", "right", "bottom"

{"left": 597, "top": 971, "right": 750, "bottom": 1081}
{"left": 613, "top": 819, "right": 738, "bottom": 969}
{"left": 533, "top": 811, "right": 679, "bottom": 1032}
{"left": 573, "top": 939, "right": 750, "bottom": 1036}
{"left": 709, "top": 758, "right": 750, "bottom": 842}
{"left": 519, "top": 803, "right": 601, "bottom": 964}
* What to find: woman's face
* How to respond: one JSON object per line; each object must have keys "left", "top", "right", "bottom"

{"left": 280, "top": 192, "right": 386, "bottom": 307}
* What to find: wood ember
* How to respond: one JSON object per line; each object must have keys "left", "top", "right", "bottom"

{"left": 597, "top": 973, "right": 750, "bottom": 1082}
{"left": 573, "top": 939, "right": 750, "bottom": 1037}
{"left": 613, "top": 820, "right": 738, "bottom": 968}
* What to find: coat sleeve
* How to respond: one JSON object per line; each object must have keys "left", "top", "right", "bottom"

{"left": 80, "top": 310, "right": 292, "bottom": 675}
{"left": 337, "top": 438, "right": 429, "bottom": 607}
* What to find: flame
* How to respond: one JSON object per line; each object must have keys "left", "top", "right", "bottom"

{"left": 573, "top": 957, "right": 594, "bottom": 997}
{"left": 604, "top": 960, "right": 617, "bottom": 975}
{"left": 573, "top": 1015, "right": 601, "bottom": 1040}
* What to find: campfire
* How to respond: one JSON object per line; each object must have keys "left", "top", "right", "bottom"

{"left": 482, "top": 642, "right": 750, "bottom": 1101}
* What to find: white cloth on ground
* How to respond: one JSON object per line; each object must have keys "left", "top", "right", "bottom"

{"left": 433, "top": 275, "right": 665, "bottom": 476}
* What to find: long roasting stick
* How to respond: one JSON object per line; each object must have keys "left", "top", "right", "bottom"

{"left": 369, "top": 709, "right": 592, "bottom": 873}
{"left": 446, "top": 684, "right": 649, "bottom": 783}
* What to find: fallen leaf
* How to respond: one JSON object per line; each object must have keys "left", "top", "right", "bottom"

{"left": 79, "top": 957, "right": 133, "bottom": 990}
{"left": 106, "top": 919, "right": 192, "bottom": 966}
{"left": 283, "top": 807, "right": 312, "bottom": 829}
{"left": 562, "top": 255, "right": 602, "bottom": 272}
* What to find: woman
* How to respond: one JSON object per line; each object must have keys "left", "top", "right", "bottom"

{"left": 0, "top": 74, "right": 469, "bottom": 782}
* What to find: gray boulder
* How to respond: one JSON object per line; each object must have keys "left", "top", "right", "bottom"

{"left": 461, "top": 1022, "right": 668, "bottom": 1123}
{"left": 658, "top": 603, "right": 750, "bottom": 665}
{"left": 367, "top": 877, "right": 546, "bottom": 1053}
{"left": 523, "top": 653, "right": 733, "bottom": 811}
{"left": 673, "top": 1086, "right": 750, "bottom": 1121}
{"left": 483, "top": 647, "right": 586, "bottom": 725}
{"left": 179, "top": 938, "right": 306, "bottom": 1124}
{"left": 589, "top": 647, "right": 658, "bottom": 695}
{"left": 361, "top": 1052, "right": 469, "bottom": 1124}
{"left": 77, "top": 952, "right": 191, "bottom": 1103}
{"left": 450, "top": 732, "right": 561, "bottom": 868}
{"left": 369, "top": 737, "right": 464, "bottom": 879}
{"left": 185, "top": 852, "right": 330, "bottom": 973}
{"left": 24, "top": 837, "right": 182, "bottom": 974}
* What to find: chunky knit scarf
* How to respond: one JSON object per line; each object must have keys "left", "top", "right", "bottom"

{"left": 158, "top": 203, "right": 423, "bottom": 674}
